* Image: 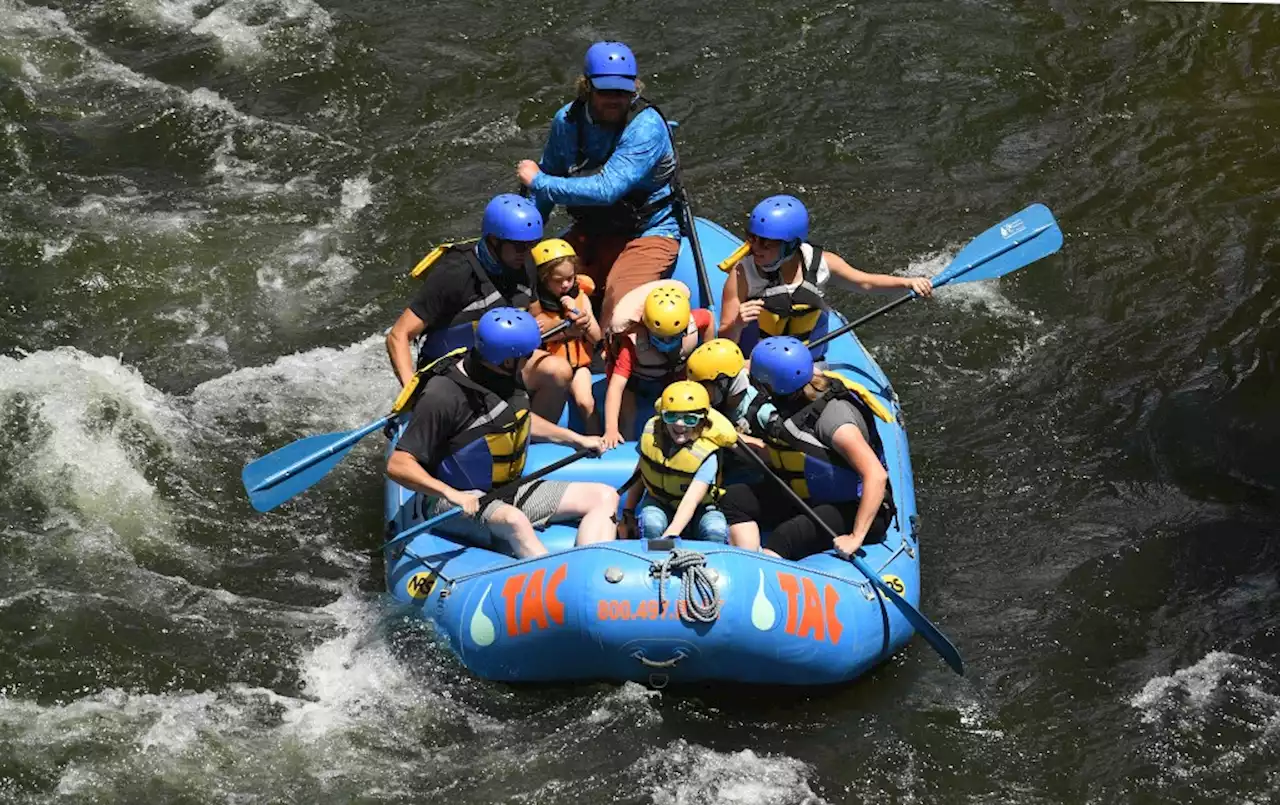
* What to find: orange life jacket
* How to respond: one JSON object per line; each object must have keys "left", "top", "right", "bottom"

{"left": 529, "top": 275, "right": 597, "bottom": 369}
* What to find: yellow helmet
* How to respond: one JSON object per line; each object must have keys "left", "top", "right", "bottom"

{"left": 687, "top": 339, "right": 745, "bottom": 383}
{"left": 642, "top": 288, "right": 691, "bottom": 338}
{"left": 531, "top": 238, "right": 576, "bottom": 268}
{"left": 660, "top": 380, "right": 710, "bottom": 414}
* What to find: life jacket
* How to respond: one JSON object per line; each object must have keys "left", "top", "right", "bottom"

{"left": 528, "top": 274, "right": 597, "bottom": 370}
{"left": 608, "top": 279, "right": 700, "bottom": 386}
{"left": 430, "top": 363, "right": 533, "bottom": 492}
{"left": 628, "top": 323, "right": 699, "bottom": 385}
{"left": 556, "top": 97, "right": 676, "bottom": 237}
{"left": 739, "top": 244, "right": 830, "bottom": 359}
{"left": 749, "top": 373, "right": 897, "bottom": 515}
{"left": 638, "top": 409, "right": 738, "bottom": 508}
{"left": 416, "top": 245, "right": 534, "bottom": 366}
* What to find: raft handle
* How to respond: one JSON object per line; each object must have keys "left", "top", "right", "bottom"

{"left": 631, "top": 648, "right": 688, "bottom": 669}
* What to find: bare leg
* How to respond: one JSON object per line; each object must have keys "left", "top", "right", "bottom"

{"left": 523, "top": 350, "right": 573, "bottom": 423}
{"left": 728, "top": 521, "right": 762, "bottom": 552}
{"left": 571, "top": 366, "right": 600, "bottom": 434}
{"left": 554, "top": 482, "right": 620, "bottom": 546}
{"left": 486, "top": 503, "right": 548, "bottom": 558}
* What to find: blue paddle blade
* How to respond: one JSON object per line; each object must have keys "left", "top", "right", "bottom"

{"left": 934, "top": 203, "right": 1062, "bottom": 288}
{"left": 242, "top": 417, "right": 391, "bottom": 512}
{"left": 852, "top": 556, "right": 965, "bottom": 676}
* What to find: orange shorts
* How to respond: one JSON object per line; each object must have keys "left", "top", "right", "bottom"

{"left": 564, "top": 229, "right": 681, "bottom": 327}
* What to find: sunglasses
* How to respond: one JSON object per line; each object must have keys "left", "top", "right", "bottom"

{"left": 502, "top": 239, "right": 539, "bottom": 253}
{"left": 661, "top": 411, "right": 705, "bottom": 427}
{"left": 650, "top": 332, "right": 684, "bottom": 353}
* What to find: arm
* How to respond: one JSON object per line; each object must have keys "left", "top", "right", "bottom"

{"left": 602, "top": 339, "right": 634, "bottom": 446}
{"left": 386, "top": 309, "right": 426, "bottom": 386}
{"left": 533, "top": 113, "right": 576, "bottom": 221}
{"left": 564, "top": 292, "right": 604, "bottom": 347}
{"left": 386, "top": 451, "right": 477, "bottom": 514}
{"left": 825, "top": 251, "right": 933, "bottom": 297}
{"left": 662, "top": 480, "right": 709, "bottom": 539}
{"left": 830, "top": 424, "right": 889, "bottom": 554}
{"left": 692, "top": 308, "right": 716, "bottom": 343}
{"left": 530, "top": 111, "right": 669, "bottom": 206}
{"left": 717, "top": 264, "right": 744, "bottom": 339}
{"left": 531, "top": 413, "right": 605, "bottom": 452}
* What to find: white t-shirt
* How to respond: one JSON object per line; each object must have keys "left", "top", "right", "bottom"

{"left": 739, "top": 242, "right": 830, "bottom": 299}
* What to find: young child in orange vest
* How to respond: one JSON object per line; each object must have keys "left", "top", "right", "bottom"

{"left": 529, "top": 239, "right": 603, "bottom": 431}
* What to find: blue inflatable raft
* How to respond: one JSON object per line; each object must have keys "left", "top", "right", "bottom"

{"left": 384, "top": 219, "right": 922, "bottom": 686}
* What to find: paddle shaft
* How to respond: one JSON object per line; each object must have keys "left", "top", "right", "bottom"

{"left": 807, "top": 291, "right": 917, "bottom": 351}
{"left": 676, "top": 184, "right": 714, "bottom": 313}
{"left": 733, "top": 442, "right": 964, "bottom": 675}
{"left": 382, "top": 446, "right": 594, "bottom": 550}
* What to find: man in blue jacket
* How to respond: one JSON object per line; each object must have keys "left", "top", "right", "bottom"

{"left": 517, "top": 41, "right": 680, "bottom": 327}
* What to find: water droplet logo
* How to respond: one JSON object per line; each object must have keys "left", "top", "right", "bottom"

{"left": 469, "top": 584, "right": 496, "bottom": 647}
{"left": 751, "top": 569, "right": 776, "bottom": 631}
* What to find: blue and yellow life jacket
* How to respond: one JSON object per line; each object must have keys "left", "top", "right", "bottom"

{"left": 557, "top": 97, "right": 676, "bottom": 237}
{"left": 416, "top": 245, "right": 533, "bottom": 366}
{"left": 637, "top": 409, "right": 738, "bottom": 508}
{"left": 751, "top": 373, "right": 895, "bottom": 511}
{"left": 739, "top": 246, "right": 831, "bottom": 360}
{"left": 432, "top": 365, "right": 532, "bottom": 492}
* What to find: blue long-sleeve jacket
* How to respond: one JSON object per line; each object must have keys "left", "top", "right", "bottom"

{"left": 531, "top": 102, "right": 680, "bottom": 240}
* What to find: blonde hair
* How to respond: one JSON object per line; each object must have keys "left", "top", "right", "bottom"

{"left": 536, "top": 254, "right": 579, "bottom": 281}
{"left": 799, "top": 372, "right": 828, "bottom": 403}
{"left": 574, "top": 75, "right": 646, "bottom": 102}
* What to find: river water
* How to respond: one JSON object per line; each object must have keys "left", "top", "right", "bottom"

{"left": 1, "top": 0, "right": 1277, "bottom": 802}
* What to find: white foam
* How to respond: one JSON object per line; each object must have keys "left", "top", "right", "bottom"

{"left": 899, "top": 250, "right": 1041, "bottom": 325}
{"left": 1130, "top": 651, "right": 1280, "bottom": 787}
{"left": 1131, "top": 651, "right": 1273, "bottom": 718}
{"left": 253, "top": 175, "right": 375, "bottom": 311}
{"left": 0, "top": 348, "right": 183, "bottom": 547}
{"left": 640, "top": 740, "right": 826, "bottom": 805}
{"left": 453, "top": 115, "right": 521, "bottom": 147}
{"left": 190, "top": 335, "right": 394, "bottom": 434}
{"left": 122, "top": 0, "right": 334, "bottom": 63}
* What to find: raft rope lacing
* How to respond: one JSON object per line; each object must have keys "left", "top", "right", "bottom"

{"left": 650, "top": 549, "right": 720, "bottom": 624}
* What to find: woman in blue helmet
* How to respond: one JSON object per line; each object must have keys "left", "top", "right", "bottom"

{"left": 515, "top": 41, "right": 681, "bottom": 328}
{"left": 718, "top": 195, "right": 934, "bottom": 359}
{"left": 720, "top": 337, "right": 895, "bottom": 560}
{"left": 386, "top": 194, "right": 578, "bottom": 421}
{"left": 387, "top": 308, "right": 619, "bottom": 559}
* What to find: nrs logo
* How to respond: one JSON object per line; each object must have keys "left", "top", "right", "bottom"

{"left": 1000, "top": 219, "right": 1026, "bottom": 239}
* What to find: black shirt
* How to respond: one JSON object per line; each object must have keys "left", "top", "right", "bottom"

{"left": 409, "top": 255, "right": 534, "bottom": 333}
{"left": 394, "top": 374, "right": 475, "bottom": 473}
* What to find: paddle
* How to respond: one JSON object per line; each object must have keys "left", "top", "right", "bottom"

{"left": 381, "top": 446, "right": 594, "bottom": 551}
{"left": 649, "top": 106, "right": 714, "bottom": 313}
{"left": 242, "top": 318, "right": 576, "bottom": 513}
{"left": 807, "top": 203, "right": 1062, "bottom": 351}
{"left": 733, "top": 442, "right": 965, "bottom": 676}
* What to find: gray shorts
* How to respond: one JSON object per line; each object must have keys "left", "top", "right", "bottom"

{"left": 423, "top": 480, "right": 573, "bottom": 548}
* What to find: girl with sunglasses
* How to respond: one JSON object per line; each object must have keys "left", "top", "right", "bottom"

{"left": 601, "top": 281, "right": 715, "bottom": 448}
{"left": 619, "top": 381, "right": 737, "bottom": 542}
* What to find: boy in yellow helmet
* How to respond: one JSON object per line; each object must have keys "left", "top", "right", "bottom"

{"left": 619, "top": 381, "right": 737, "bottom": 541}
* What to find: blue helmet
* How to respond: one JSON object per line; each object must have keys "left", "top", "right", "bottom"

{"left": 584, "top": 41, "right": 637, "bottom": 92}
{"left": 474, "top": 308, "right": 542, "bottom": 364}
{"left": 747, "top": 195, "right": 809, "bottom": 244}
{"left": 750, "top": 337, "right": 814, "bottom": 396}
{"left": 481, "top": 194, "right": 543, "bottom": 241}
